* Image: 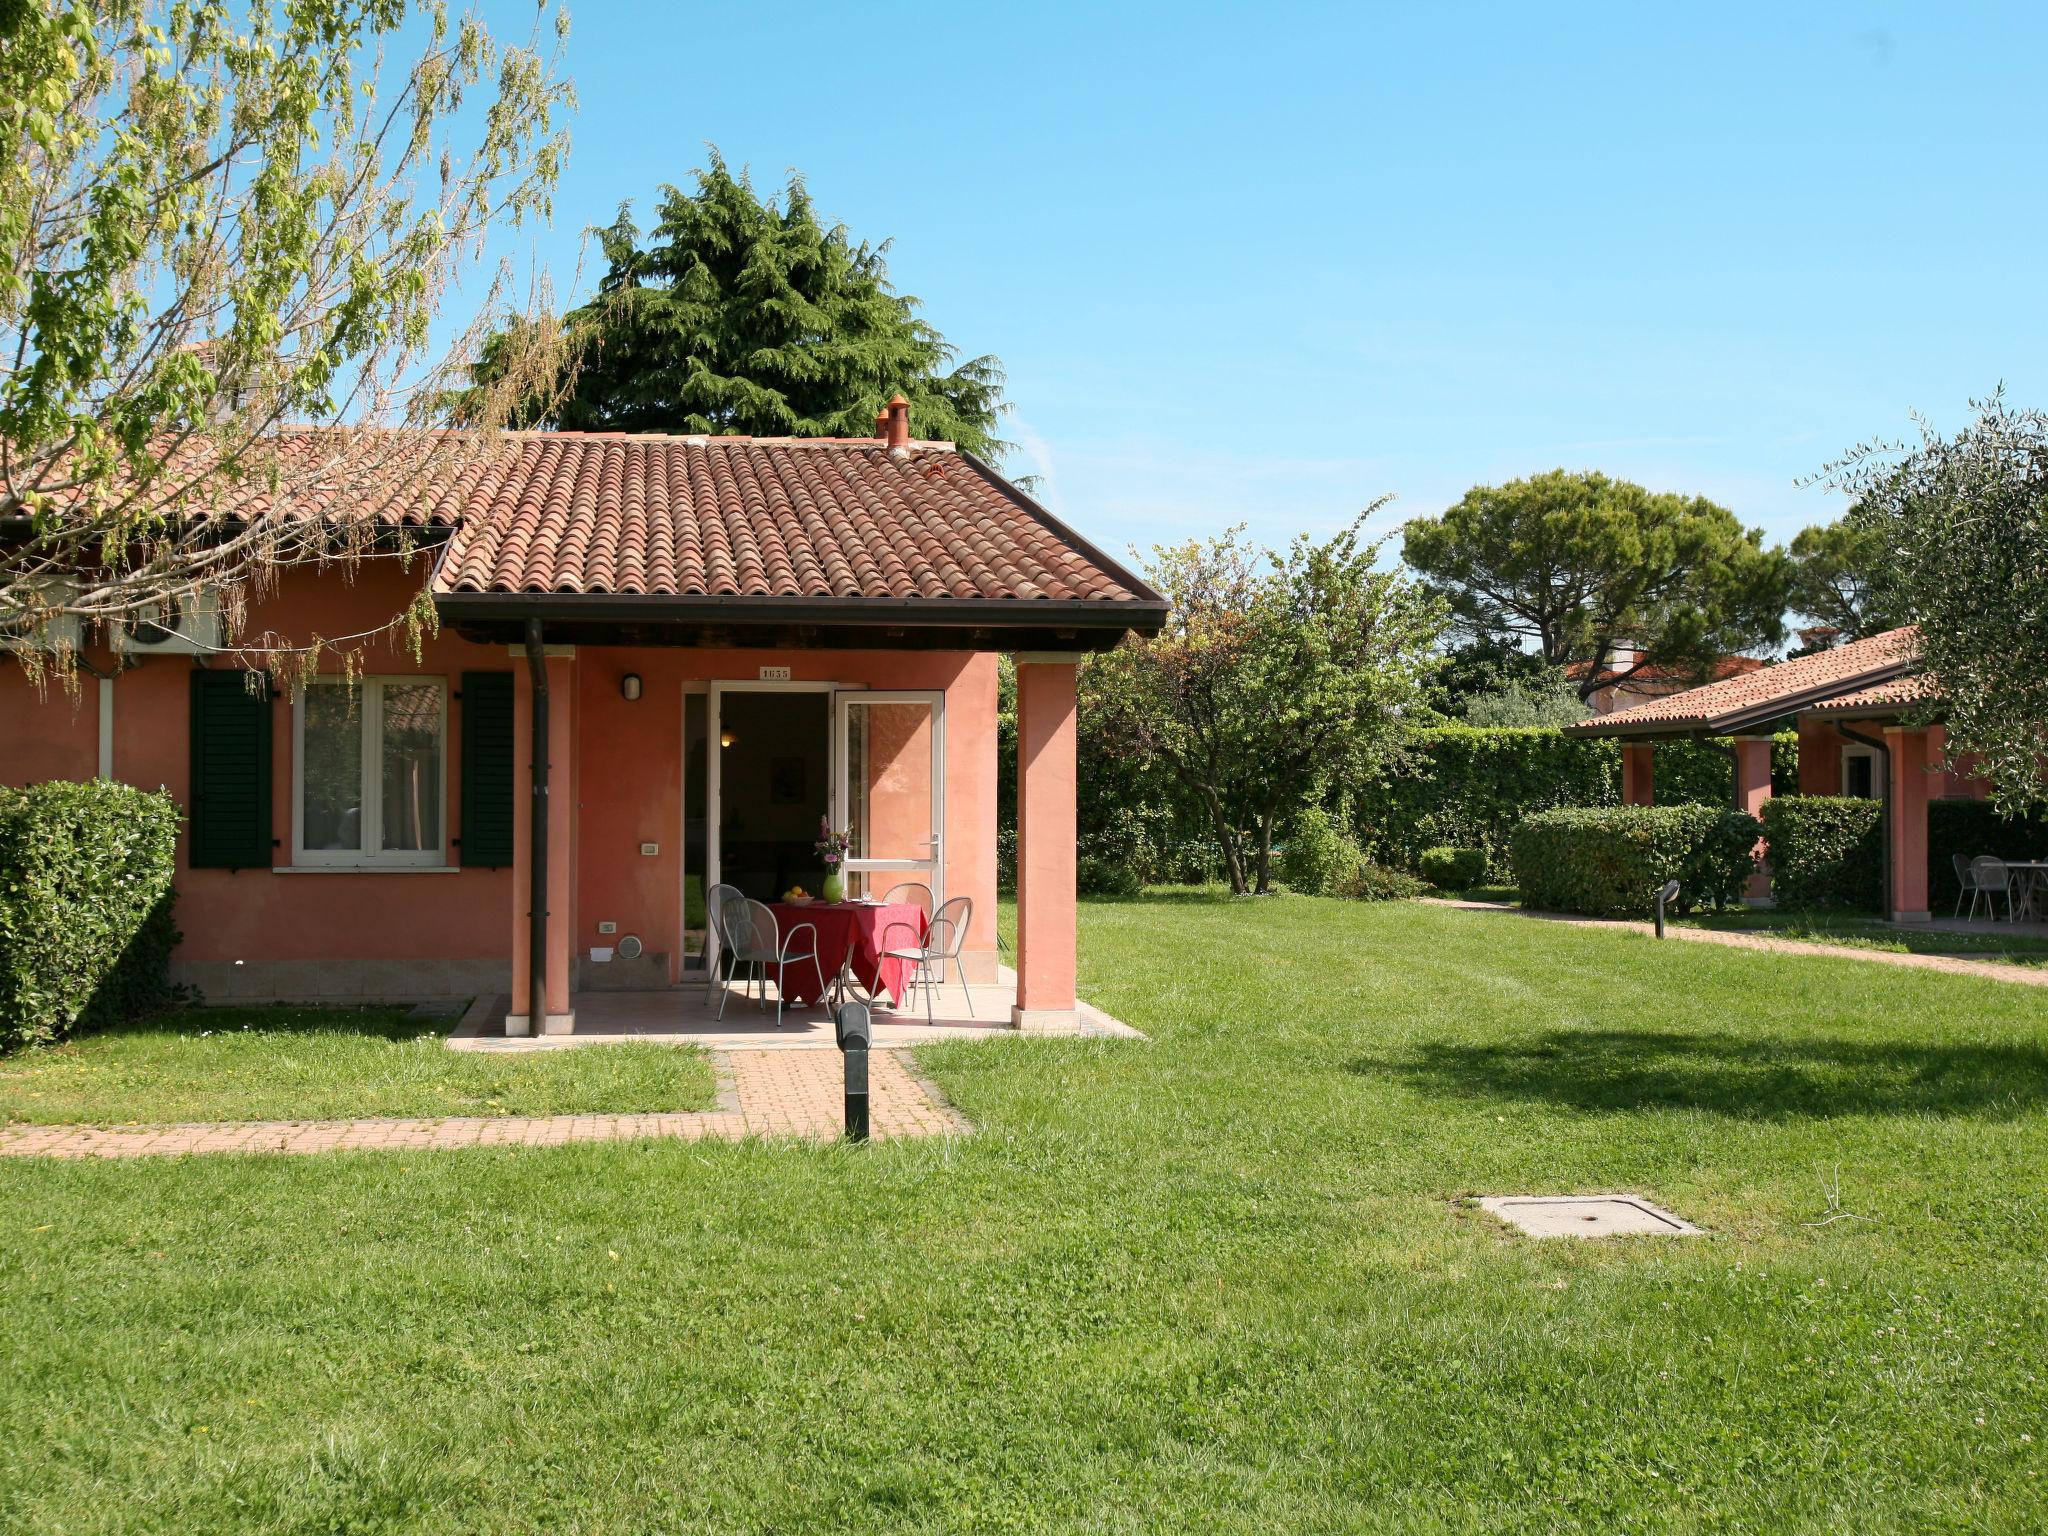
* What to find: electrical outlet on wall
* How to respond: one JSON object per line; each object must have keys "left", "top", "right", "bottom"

{"left": 597, "top": 921, "right": 617, "bottom": 935}
{"left": 640, "top": 842, "right": 659, "bottom": 856}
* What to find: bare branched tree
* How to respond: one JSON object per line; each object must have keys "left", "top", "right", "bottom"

{"left": 0, "top": 0, "right": 577, "bottom": 689}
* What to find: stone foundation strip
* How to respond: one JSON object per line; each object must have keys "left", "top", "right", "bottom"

{"left": 0, "top": 1049, "right": 969, "bottom": 1160}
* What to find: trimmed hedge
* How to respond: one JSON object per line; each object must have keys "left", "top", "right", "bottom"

{"left": 1928, "top": 799, "right": 2048, "bottom": 915}
{"left": 0, "top": 781, "right": 182, "bottom": 1051}
{"left": 1352, "top": 726, "right": 1796, "bottom": 878}
{"left": 1760, "top": 796, "right": 1882, "bottom": 911}
{"left": 1418, "top": 846, "right": 1488, "bottom": 890}
{"left": 1511, "top": 804, "right": 1761, "bottom": 918}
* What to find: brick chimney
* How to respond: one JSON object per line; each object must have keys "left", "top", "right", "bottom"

{"left": 882, "top": 393, "right": 911, "bottom": 451}
{"left": 873, "top": 405, "right": 890, "bottom": 438}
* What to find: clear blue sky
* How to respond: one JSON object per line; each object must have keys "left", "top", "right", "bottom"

{"left": 473, "top": 0, "right": 2048, "bottom": 560}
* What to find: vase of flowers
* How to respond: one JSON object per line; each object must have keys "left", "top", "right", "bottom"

{"left": 816, "top": 817, "right": 852, "bottom": 903}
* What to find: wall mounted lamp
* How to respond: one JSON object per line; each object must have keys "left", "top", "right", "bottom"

{"left": 620, "top": 673, "right": 642, "bottom": 701}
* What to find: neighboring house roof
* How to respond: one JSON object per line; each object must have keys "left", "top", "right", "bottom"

{"left": 1563, "top": 626, "right": 1923, "bottom": 738}
{"left": 1565, "top": 654, "right": 1766, "bottom": 689}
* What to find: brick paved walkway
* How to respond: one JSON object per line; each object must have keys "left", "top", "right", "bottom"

{"left": 0, "top": 1049, "right": 968, "bottom": 1160}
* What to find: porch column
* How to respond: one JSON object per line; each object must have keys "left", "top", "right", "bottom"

{"left": 509, "top": 648, "right": 577, "bottom": 1034}
{"left": 1012, "top": 654, "right": 1080, "bottom": 1034}
{"left": 1733, "top": 735, "right": 1774, "bottom": 901}
{"left": 1622, "top": 743, "right": 1655, "bottom": 805}
{"left": 1884, "top": 725, "right": 1934, "bottom": 922}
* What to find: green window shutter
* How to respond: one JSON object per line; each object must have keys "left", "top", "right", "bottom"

{"left": 460, "top": 672, "right": 516, "bottom": 867}
{"left": 188, "top": 670, "right": 273, "bottom": 869}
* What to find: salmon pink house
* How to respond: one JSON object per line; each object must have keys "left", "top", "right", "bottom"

{"left": 1, "top": 402, "right": 1167, "bottom": 1034}
{"left": 1565, "top": 626, "right": 1989, "bottom": 923}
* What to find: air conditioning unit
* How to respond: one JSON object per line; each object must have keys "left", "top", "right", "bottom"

{"left": 0, "top": 581, "right": 83, "bottom": 653}
{"left": 112, "top": 587, "right": 222, "bottom": 656}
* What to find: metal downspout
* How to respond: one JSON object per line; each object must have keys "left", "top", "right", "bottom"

{"left": 525, "top": 619, "right": 549, "bottom": 1031}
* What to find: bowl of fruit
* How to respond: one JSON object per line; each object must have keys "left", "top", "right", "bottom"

{"left": 782, "top": 886, "right": 814, "bottom": 906}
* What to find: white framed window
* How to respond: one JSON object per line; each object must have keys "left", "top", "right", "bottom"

{"left": 292, "top": 677, "right": 448, "bottom": 867}
{"left": 1841, "top": 744, "right": 1879, "bottom": 800}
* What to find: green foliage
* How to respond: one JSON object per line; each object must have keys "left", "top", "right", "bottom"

{"left": 1338, "top": 862, "right": 1430, "bottom": 902}
{"left": 1417, "top": 846, "right": 1488, "bottom": 890}
{"left": 1, "top": 0, "right": 571, "bottom": 668}
{"left": 1353, "top": 727, "right": 1620, "bottom": 876}
{"left": 1402, "top": 469, "right": 1789, "bottom": 702}
{"left": 1653, "top": 733, "right": 1801, "bottom": 808}
{"left": 1459, "top": 668, "right": 1588, "bottom": 728}
{"left": 1760, "top": 797, "right": 1883, "bottom": 911}
{"left": 1927, "top": 799, "right": 2048, "bottom": 914}
{"left": 1278, "top": 805, "right": 1367, "bottom": 897}
{"left": 1787, "top": 517, "right": 1895, "bottom": 644}
{"left": 1085, "top": 514, "right": 1444, "bottom": 894}
{"left": 1833, "top": 394, "right": 2048, "bottom": 815}
{"left": 0, "top": 782, "right": 181, "bottom": 1051}
{"left": 477, "top": 151, "right": 1009, "bottom": 459}
{"left": 1511, "top": 804, "right": 1761, "bottom": 918}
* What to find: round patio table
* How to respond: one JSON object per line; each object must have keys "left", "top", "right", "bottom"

{"left": 765, "top": 900, "right": 927, "bottom": 1007}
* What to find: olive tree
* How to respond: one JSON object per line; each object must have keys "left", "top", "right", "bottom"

{"left": 0, "top": 0, "right": 574, "bottom": 684}
{"left": 1084, "top": 511, "right": 1444, "bottom": 895}
{"left": 1828, "top": 394, "right": 2048, "bottom": 815}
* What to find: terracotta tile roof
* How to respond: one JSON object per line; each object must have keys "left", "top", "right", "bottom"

{"left": 34, "top": 428, "right": 477, "bottom": 528}
{"left": 1564, "top": 627, "right": 1923, "bottom": 736}
{"left": 1808, "top": 672, "right": 1936, "bottom": 714}
{"left": 428, "top": 433, "right": 1152, "bottom": 605}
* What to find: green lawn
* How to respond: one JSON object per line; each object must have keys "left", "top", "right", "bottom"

{"left": 0, "top": 1007, "right": 717, "bottom": 1124}
{"left": 3, "top": 896, "right": 2046, "bottom": 1532}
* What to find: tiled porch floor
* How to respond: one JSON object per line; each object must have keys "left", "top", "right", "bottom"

{"left": 449, "top": 967, "right": 1142, "bottom": 1052}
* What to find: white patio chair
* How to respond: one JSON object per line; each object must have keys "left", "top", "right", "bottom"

{"left": 1952, "top": 855, "right": 1984, "bottom": 919}
{"left": 881, "top": 895, "right": 974, "bottom": 1025}
{"left": 702, "top": 882, "right": 745, "bottom": 1001}
{"left": 715, "top": 898, "right": 825, "bottom": 1028}
{"left": 879, "top": 881, "right": 934, "bottom": 918}
{"left": 1968, "top": 856, "right": 2015, "bottom": 922}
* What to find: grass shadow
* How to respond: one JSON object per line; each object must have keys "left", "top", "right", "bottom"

{"left": 1356, "top": 1027, "right": 2048, "bottom": 1120}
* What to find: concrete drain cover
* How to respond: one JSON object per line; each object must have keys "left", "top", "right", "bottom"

{"left": 1475, "top": 1194, "right": 1703, "bottom": 1239}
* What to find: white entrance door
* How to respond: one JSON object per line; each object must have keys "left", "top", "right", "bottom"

{"left": 833, "top": 691, "right": 944, "bottom": 906}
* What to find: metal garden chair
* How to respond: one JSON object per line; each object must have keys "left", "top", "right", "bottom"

{"left": 702, "top": 882, "right": 745, "bottom": 1002}
{"left": 881, "top": 895, "right": 975, "bottom": 1024}
{"left": 1968, "top": 855, "right": 2016, "bottom": 922}
{"left": 715, "top": 898, "right": 825, "bottom": 1028}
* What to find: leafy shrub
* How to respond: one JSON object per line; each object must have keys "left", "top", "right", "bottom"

{"left": 1760, "top": 796, "right": 1882, "bottom": 910}
{"left": 1417, "top": 846, "right": 1488, "bottom": 889}
{"left": 1511, "top": 804, "right": 1761, "bottom": 918}
{"left": 0, "top": 781, "right": 182, "bottom": 1051}
{"left": 1335, "top": 861, "right": 1429, "bottom": 902}
{"left": 1928, "top": 798, "right": 2048, "bottom": 913}
{"left": 1279, "top": 805, "right": 1367, "bottom": 896}
{"left": 1077, "top": 852, "right": 1144, "bottom": 898}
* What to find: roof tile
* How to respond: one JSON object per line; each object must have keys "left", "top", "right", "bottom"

{"left": 1566, "top": 627, "right": 1922, "bottom": 734}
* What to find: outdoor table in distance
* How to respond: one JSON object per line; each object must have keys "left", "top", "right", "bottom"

{"left": 766, "top": 900, "right": 927, "bottom": 1006}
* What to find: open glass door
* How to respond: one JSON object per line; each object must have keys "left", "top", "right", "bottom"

{"left": 834, "top": 691, "right": 943, "bottom": 904}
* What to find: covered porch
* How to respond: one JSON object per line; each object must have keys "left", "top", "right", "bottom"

{"left": 424, "top": 425, "right": 1168, "bottom": 1043}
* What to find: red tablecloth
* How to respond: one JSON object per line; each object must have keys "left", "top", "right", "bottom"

{"left": 766, "top": 901, "right": 927, "bottom": 1006}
